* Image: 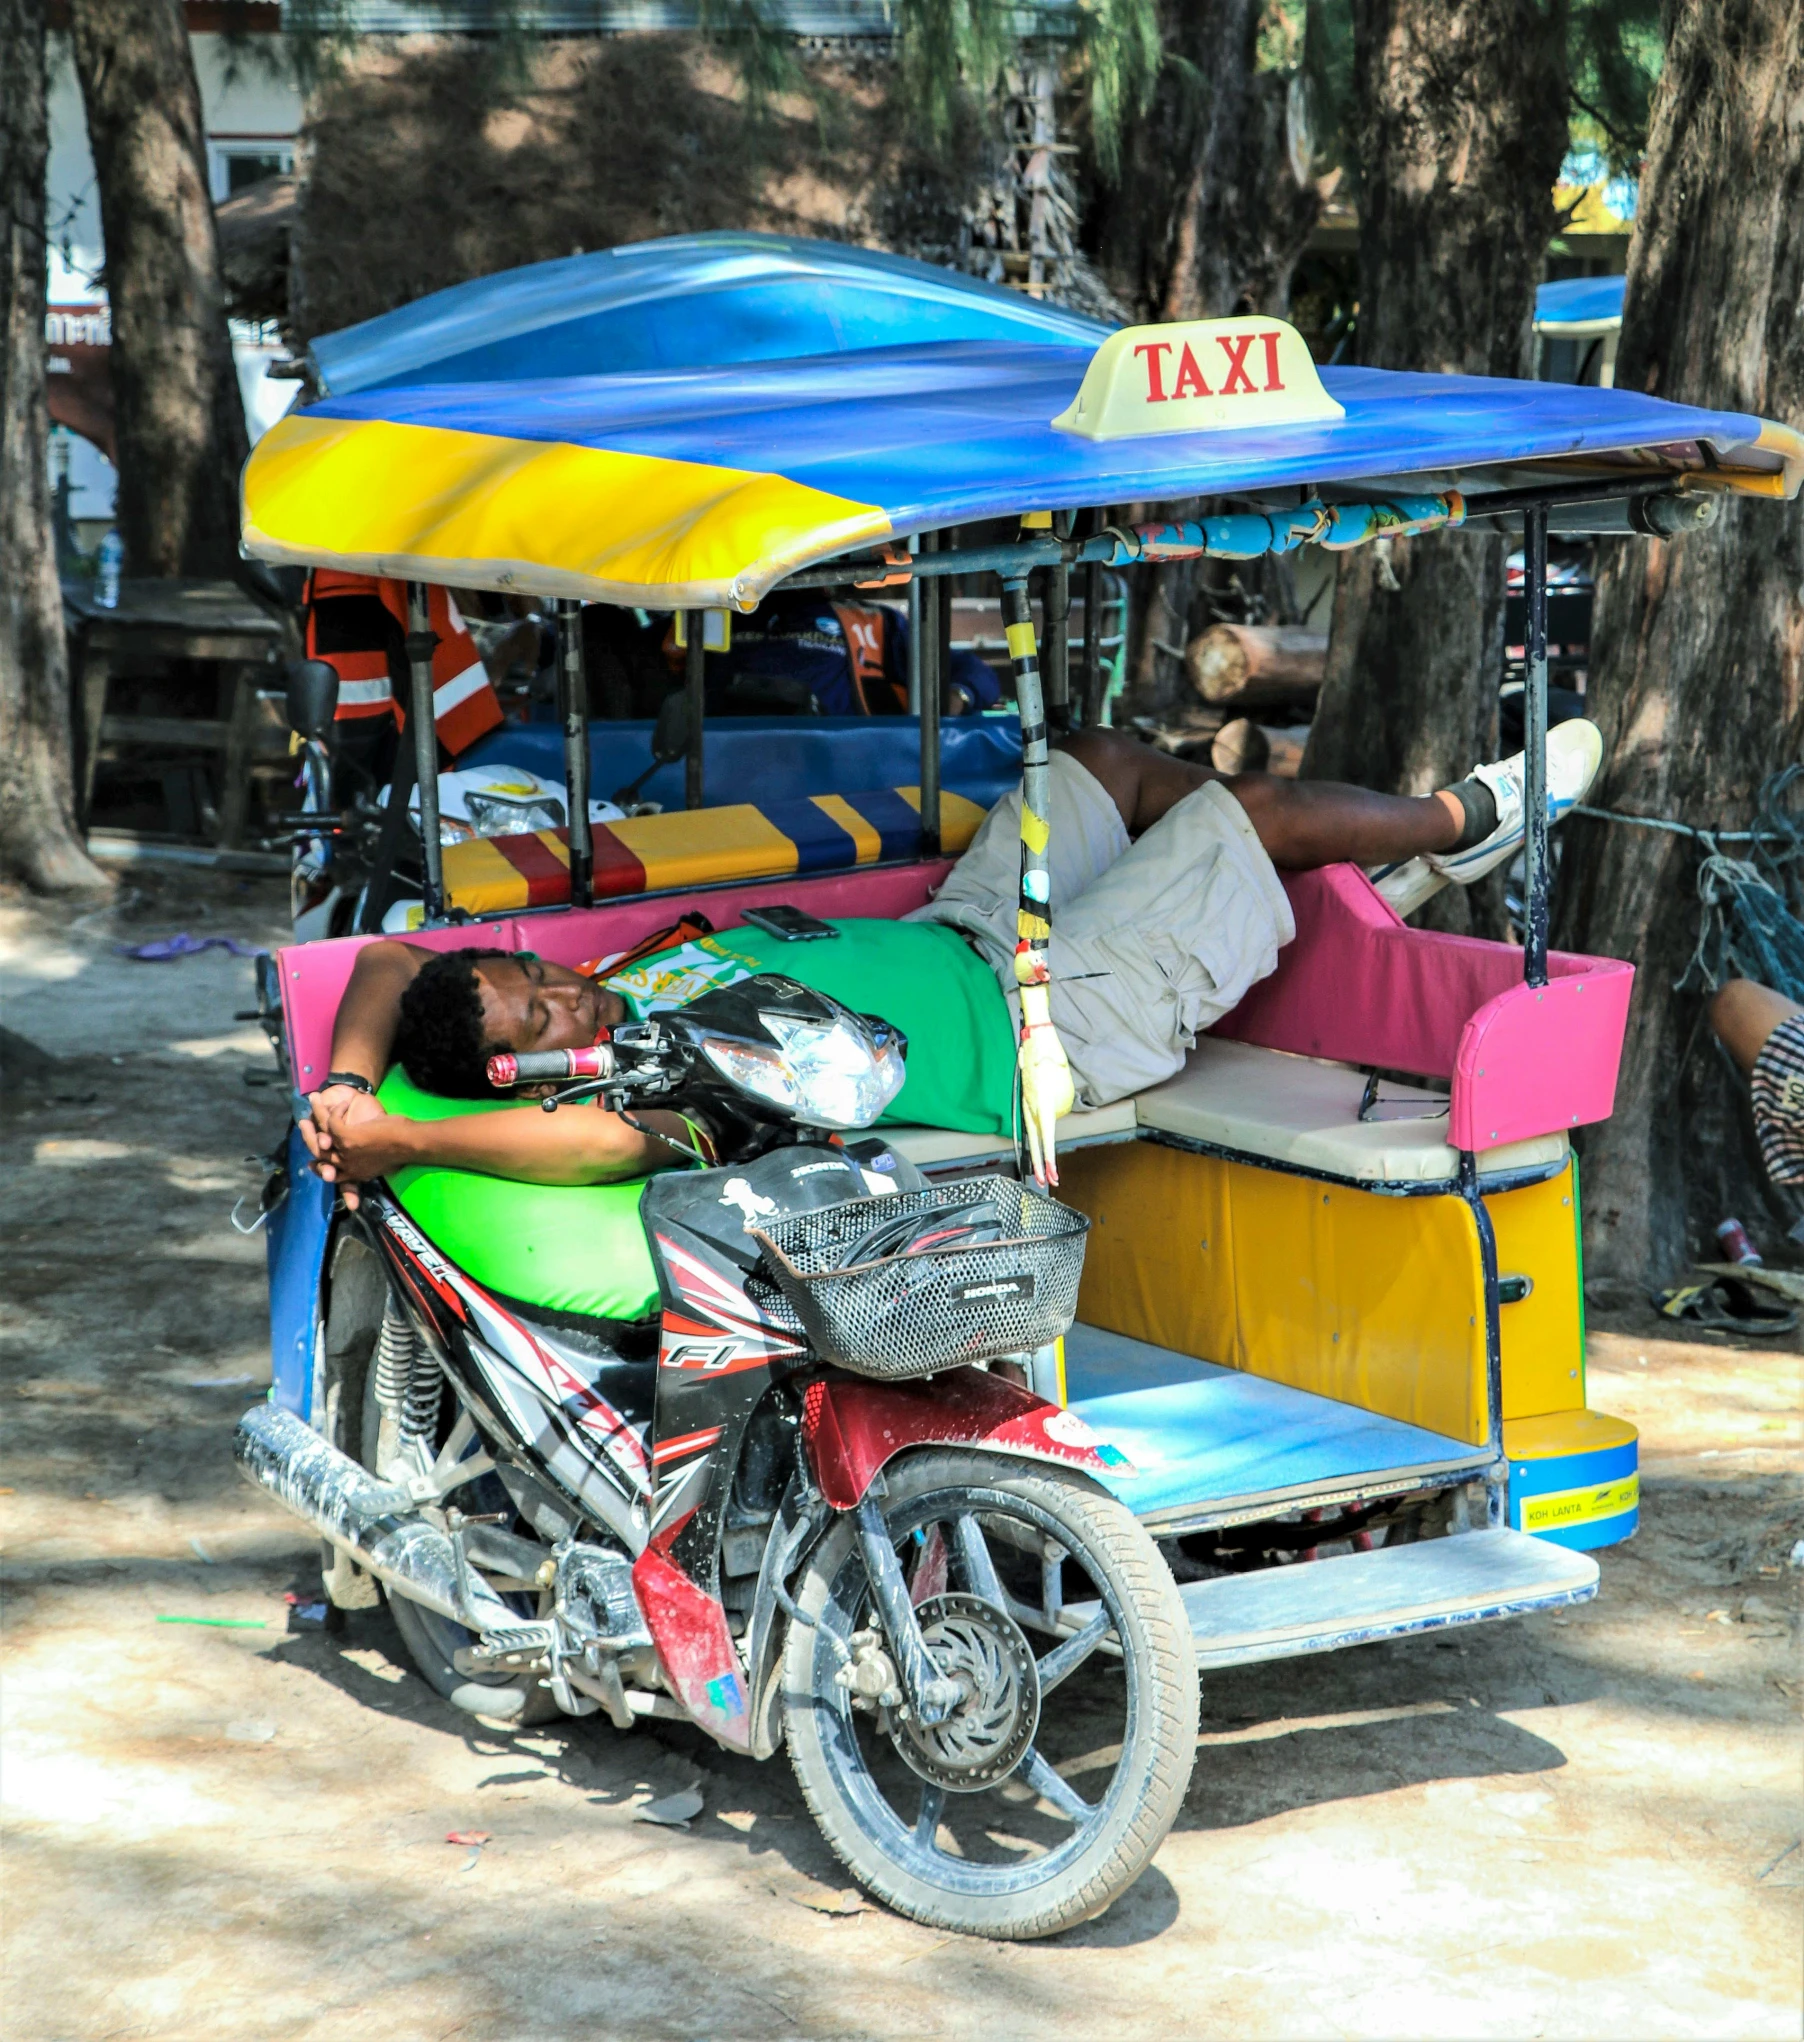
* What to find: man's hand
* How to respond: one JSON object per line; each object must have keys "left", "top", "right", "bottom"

{"left": 302, "top": 1090, "right": 407, "bottom": 1209}
{"left": 313, "top": 1082, "right": 387, "bottom": 1128}
{"left": 1016, "top": 985, "right": 1074, "bottom": 1188}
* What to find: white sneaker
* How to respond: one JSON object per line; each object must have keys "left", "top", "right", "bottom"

{"left": 1426, "top": 718, "right": 1604, "bottom": 887}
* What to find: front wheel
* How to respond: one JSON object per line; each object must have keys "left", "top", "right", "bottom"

{"left": 782, "top": 1450, "right": 1198, "bottom": 1940}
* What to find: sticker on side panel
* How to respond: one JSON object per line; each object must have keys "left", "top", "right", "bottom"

{"left": 1521, "top": 1472, "right": 1639, "bottom": 1534}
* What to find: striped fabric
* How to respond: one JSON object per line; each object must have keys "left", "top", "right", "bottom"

{"left": 1751, "top": 1013, "right": 1804, "bottom": 1186}
{"left": 440, "top": 785, "right": 988, "bottom": 914}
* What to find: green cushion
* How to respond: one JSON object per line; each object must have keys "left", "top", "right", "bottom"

{"left": 377, "top": 1067, "right": 660, "bottom": 1322}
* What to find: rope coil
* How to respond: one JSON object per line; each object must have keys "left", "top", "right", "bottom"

{"left": 1574, "top": 766, "right": 1802, "bottom": 996}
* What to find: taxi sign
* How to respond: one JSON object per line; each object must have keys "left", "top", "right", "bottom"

{"left": 1053, "top": 316, "right": 1345, "bottom": 441}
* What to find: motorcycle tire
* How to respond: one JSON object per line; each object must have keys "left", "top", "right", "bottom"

{"left": 781, "top": 1449, "right": 1197, "bottom": 1940}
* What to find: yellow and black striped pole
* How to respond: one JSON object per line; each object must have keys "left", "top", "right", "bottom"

{"left": 1000, "top": 571, "right": 1075, "bottom": 1185}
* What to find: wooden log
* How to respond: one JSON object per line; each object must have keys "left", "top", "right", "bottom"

{"left": 1186, "top": 624, "right": 1327, "bottom": 709}
{"left": 1210, "top": 718, "right": 1311, "bottom": 778}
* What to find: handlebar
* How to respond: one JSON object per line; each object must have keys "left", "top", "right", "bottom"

{"left": 487, "top": 1043, "right": 615, "bottom": 1087}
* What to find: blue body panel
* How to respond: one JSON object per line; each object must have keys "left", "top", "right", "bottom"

{"left": 266, "top": 1125, "right": 334, "bottom": 1418}
{"left": 1063, "top": 1324, "right": 1492, "bottom": 1522}
{"left": 462, "top": 711, "right": 1024, "bottom": 816}
{"left": 1507, "top": 1434, "right": 1639, "bottom": 1552}
{"left": 311, "top": 233, "right": 1109, "bottom": 396}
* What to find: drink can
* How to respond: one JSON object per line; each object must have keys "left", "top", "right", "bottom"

{"left": 1715, "top": 1217, "right": 1761, "bottom": 1266}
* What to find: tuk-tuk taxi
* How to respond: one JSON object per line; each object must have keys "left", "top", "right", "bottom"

{"left": 239, "top": 298, "right": 1801, "bottom": 1936}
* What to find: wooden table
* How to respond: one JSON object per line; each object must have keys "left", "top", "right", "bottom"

{"left": 65, "top": 579, "right": 292, "bottom": 848}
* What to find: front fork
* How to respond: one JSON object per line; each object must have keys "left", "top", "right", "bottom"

{"left": 850, "top": 1483, "right": 964, "bottom": 1726}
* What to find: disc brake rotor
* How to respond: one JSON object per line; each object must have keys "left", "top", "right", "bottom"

{"left": 891, "top": 1591, "right": 1041, "bottom": 1793}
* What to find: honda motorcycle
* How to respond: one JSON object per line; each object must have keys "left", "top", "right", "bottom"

{"left": 235, "top": 976, "right": 1197, "bottom": 1938}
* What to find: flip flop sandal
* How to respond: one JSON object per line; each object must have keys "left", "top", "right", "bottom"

{"left": 1655, "top": 1278, "right": 1798, "bottom": 1334}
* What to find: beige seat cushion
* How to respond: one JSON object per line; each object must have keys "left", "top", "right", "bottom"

{"left": 885, "top": 1100, "right": 1138, "bottom": 1169}
{"left": 1134, "top": 1037, "right": 1567, "bottom": 1184}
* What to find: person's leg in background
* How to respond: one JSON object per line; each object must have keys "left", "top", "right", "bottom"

{"left": 1710, "top": 979, "right": 1803, "bottom": 1077}
{"left": 1710, "top": 979, "right": 1804, "bottom": 1198}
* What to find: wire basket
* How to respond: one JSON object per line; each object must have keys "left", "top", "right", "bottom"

{"left": 750, "top": 1175, "right": 1089, "bottom": 1381}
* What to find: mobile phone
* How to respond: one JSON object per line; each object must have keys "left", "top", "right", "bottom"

{"left": 739, "top": 904, "right": 840, "bottom": 942}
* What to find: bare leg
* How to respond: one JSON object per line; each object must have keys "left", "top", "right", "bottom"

{"left": 1057, "top": 729, "right": 1463, "bottom": 870}
{"left": 1709, "top": 978, "right": 1803, "bottom": 1076}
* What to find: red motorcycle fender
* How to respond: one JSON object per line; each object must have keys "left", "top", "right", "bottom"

{"left": 630, "top": 1546, "right": 752, "bottom": 1752}
{"left": 800, "top": 1367, "right": 1135, "bottom": 1510}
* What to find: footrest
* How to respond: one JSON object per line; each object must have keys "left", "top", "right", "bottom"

{"left": 461, "top": 1622, "right": 555, "bottom": 1673}
{"left": 1176, "top": 1528, "right": 1597, "bottom": 1669}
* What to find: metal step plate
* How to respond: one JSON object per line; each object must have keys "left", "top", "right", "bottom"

{"left": 1171, "top": 1528, "right": 1598, "bottom": 1669}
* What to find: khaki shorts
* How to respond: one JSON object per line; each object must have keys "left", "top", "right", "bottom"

{"left": 909, "top": 751, "right": 1295, "bottom": 1106}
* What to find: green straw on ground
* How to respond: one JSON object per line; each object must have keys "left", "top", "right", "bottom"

{"left": 156, "top": 1615, "right": 269, "bottom": 1629}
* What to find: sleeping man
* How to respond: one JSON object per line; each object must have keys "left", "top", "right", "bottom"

{"left": 301, "top": 722, "right": 1603, "bottom": 1201}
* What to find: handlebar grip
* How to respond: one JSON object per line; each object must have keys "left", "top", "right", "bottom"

{"left": 486, "top": 1044, "right": 614, "bottom": 1087}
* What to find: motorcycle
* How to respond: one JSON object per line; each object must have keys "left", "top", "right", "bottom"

{"left": 236, "top": 974, "right": 1198, "bottom": 1938}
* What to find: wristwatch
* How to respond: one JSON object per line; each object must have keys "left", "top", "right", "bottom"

{"left": 324, "top": 1071, "right": 377, "bottom": 1097}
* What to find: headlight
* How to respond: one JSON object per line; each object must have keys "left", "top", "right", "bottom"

{"left": 700, "top": 1012, "right": 905, "bottom": 1129}
{"left": 700, "top": 1036, "right": 801, "bottom": 1114}
{"left": 466, "top": 790, "right": 567, "bottom": 839}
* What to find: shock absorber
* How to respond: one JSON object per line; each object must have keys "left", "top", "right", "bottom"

{"left": 371, "top": 1301, "right": 416, "bottom": 1414}
{"left": 372, "top": 1301, "right": 442, "bottom": 1446}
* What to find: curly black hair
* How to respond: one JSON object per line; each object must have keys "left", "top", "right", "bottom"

{"left": 393, "top": 946, "right": 513, "bottom": 1099}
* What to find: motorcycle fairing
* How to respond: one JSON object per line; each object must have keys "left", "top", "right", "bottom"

{"left": 631, "top": 1545, "right": 753, "bottom": 1751}
{"left": 640, "top": 1145, "right": 894, "bottom": 1592}
{"left": 801, "top": 1368, "right": 1136, "bottom": 1509}
{"left": 356, "top": 1192, "right": 653, "bottom": 1548}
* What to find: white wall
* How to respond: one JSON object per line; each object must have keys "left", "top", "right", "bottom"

{"left": 45, "top": 31, "right": 303, "bottom": 518}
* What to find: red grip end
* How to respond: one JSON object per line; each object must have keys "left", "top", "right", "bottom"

{"left": 486, "top": 1053, "right": 519, "bottom": 1088}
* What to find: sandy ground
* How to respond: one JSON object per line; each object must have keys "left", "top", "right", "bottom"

{"left": 2, "top": 868, "right": 1800, "bottom": 2042}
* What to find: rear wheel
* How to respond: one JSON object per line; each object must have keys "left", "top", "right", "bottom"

{"left": 782, "top": 1450, "right": 1198, "bottom": 1939}
{"left": 356, "top": 1354, "right": 560, "bottom": 1725}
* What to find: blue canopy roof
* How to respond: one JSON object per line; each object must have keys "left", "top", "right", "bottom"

{"left": 309, "top": 233, "right": 1111, "bottom": 397}
{"left": 245, "top": 336, "right": 1801, "bottom": 609}
{"left": 1534, "top": 274, "right": 1626, "bottom": 329}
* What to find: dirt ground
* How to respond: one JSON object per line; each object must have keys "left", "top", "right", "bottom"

{"left": 2, "top": 868, "right": 1800, "bottom": 2042}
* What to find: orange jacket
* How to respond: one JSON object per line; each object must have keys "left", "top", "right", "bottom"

{"left": 303, "top": 571, "right": 503, "bottom": 757}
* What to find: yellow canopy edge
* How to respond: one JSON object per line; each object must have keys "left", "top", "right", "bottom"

{"left": 241, "top": 412, "right": 892, "bottom": 609}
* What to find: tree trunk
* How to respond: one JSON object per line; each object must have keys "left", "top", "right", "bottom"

{"left": 1551, "top": 0, "right": 1804, "bottom": 1284}
{"left": 69, "top": 0, "right": 247, "bottom": 580}
{"left": 0, "top": 0, "right": 111, "bottom": 895}
{"left": 1302, "top": 0, "right": 1568, "bottom": 937}
{"left": 1092, "top": 0, "right": 1323, "bottom": 722}
{"left": 1092, "top": 0, "right": 1321, "bottom": 324}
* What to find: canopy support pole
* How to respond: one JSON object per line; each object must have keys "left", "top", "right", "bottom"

{"left": 1078, "top": 507, "right": 1102, "bottom": 728}
{"left": 684, "top": 613, "right": 705, "bottom": 811}
{"left": 556, "top": 599, "right": 593, "bottom": 908}
{"left": 1000, "top": 570, "right": 1070, "bottom": 1185}
{"left": 1043, "top": 512, "right": 1072, "bottom": 734}
{"left": 905, "top": 533, "right": 922, "bottom": 714}
{"left": 1522, "top": 505, "right": 1550, "bottom": 988}
{"left": 404, "top": 582, "right": 444, "bottom": 925}
{"left": 919, "top": 530, "right": 942, "bottom": 857}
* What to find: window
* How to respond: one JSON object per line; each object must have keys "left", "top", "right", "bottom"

{"left": 207, "top": 138, "right": 295, "bottom": 203}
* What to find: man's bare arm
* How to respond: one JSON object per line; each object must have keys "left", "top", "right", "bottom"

{"left": 327, "top": 939, "right": 434, "bottom": 1091}
{"left": 301, "top": 1092, "right": 704, "bottom": 1189}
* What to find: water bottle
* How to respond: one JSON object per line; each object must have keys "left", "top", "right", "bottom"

{"left": 97, "top": 530, "right": 123, "bottom": 609}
